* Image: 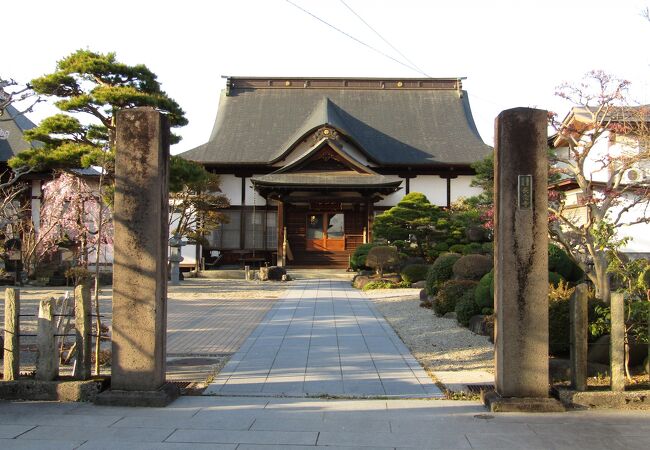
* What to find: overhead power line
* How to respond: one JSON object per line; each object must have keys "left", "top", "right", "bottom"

{"left": 285, "top": 0, "right": 428, "bottom": 77}
{"left": 338, "top": 0, "right": 430, "bottom": 77}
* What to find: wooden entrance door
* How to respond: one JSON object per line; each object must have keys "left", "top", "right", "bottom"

{"left": 306, "top": 213, "right": 345, "bottom": 251}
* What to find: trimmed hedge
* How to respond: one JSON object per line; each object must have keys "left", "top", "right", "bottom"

{"left": 474, "top": 269, "right": 494, "bottom": 310}
{"left": 425, "top": 252, "right": 462, "bottom": 296}
{"left": 452, "top": 254, "right": 493, "bottom": 281}
{"left": 462, "top": 242, "right": 484, "bottom": 255}
{"left": 350, "top": 243, "right": 379, "bottom": 271}
{"left": 434, "top": 279, "right": 478, "bottom": 316}
{"left": 400, "top": 264, "right": 430, "bottom": 284}
{"left": 455, "top": 289, "right": 481, "bottom": 326}
{"left": 548, "top": 244, "right": 583, "bottom": 282}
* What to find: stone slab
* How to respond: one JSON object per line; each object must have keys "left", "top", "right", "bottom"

{"left": 0, "top": 379, "right": 106, "bottom": 402}
{"left": 94, "top": 382, "right": 179, "bottom": 407}
{"left": 554, "top": 387, "right": 650, "bottom": 410}
{"left": 482, "top": 390, "right": 565, "bottom": 413}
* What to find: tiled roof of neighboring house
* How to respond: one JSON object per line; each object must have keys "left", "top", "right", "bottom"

{"left": 0, "top": 105, "right": 37, "bottom": 162}
{"left": 179, "top": 77, "right": 490, "bottom": 167}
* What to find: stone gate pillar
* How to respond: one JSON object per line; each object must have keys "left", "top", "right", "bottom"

{"left": 485, "top": 107, "right": 563, "bottom": 412}
{"left": 96, "top": 107, "right": 178, "bottom": 406}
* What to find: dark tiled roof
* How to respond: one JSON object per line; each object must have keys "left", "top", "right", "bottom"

{"left": 0, "top": 105, "right": 37, "bottom": 162}
{"left": 180, "top": 78, "right": 490, "bottom": 167}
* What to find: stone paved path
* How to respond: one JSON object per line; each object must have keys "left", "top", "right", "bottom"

{"left": 1, "top": 396, "right": 649, "bottom": 449}
{"left": 204, "top": 279, "right": 443, "bottom": 398}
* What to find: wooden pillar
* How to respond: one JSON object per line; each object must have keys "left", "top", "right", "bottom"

{"left": 365, "top": 200, "right": 374, "bottom": 243}
{"left": 277, "top": 201, "right": 285, "bottom": 266}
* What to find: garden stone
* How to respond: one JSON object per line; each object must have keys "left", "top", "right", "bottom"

{"left": 267, "top": 266, "right": 286, "bottom": 281}
{"left": 443, "top": 312, "right": 457, "bottom": 320}
{"left": 468, "top": 314, "right": 489, "bottom": 335}
{"left": 412, "top": 280, "right": 426, "bottom": 289}
{"left": 588, "top": 334, "right": 648, "bottom": 367}
{"left": 353, "top": 275, "right": 371, "bottom": 289}
{"left": 419, "top": 289, "right": 427, "bottom": 301}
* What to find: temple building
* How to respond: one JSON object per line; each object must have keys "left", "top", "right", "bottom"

{"left": 179, "top": 77, "right": 490, "bottom": 268}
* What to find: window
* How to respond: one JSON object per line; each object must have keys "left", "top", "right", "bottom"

{"left": 210, "top": 210, "right": 240, "bottom": 249}
{"left": 245, "top": 211, "right": 265, "bottom": 250}
{"left": 266, "top": 211, "right": 277, "bottom": 249}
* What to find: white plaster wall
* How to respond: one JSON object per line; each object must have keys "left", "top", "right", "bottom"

{"left": 451, "top": 176, "right": 483, "bottom": 202}
{"left": 375, "top": 176, "right": 404, "bottom": 207}
{"left": 219, "top": 174, "right": 242, "bottom": 205}
{"left": 609, "top": 195, "right": 650, "bottom": 255}
{"left": 245, "top": 177, "right": 266, "bottom": 206}
{"left": 409, "top": 176, "right": 447, "bottom": 206}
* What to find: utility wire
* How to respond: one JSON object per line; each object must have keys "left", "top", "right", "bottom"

{"left": 285, "top": 0, "right": 426, "bottom": 77}
{"left": 338, "top": 0, "right": 430, "bottom": 77}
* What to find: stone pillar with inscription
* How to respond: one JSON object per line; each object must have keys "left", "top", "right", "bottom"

{"left": 95, "top": 108, "right": 178, "bottom": 407}
{"left": 484, "top": 107, "right": 563, "bottom": 412}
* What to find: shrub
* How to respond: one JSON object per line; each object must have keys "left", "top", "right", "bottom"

{"left": 434, "top": 242, "right": 449, "bottom": 252}
{"left": 548, "top": 244, "right": 583, "bottom": 282}
{"left": 425, "top": 252, "right": 462, "bottom": 296}
{"left": 474, "top": 269, "right": 494, "bottom": 310}
{"left": 400, "top": 264, "right": 429, "bottom": 284}
{"left": 549, "top": 271, "right": 564, "bottom": 287}
{"left": 366, "top": 246, "right": 399, "bottom": 277}
{"left": 481, "top": 242, "right": 493, "bottom": 254}
{"left": 434, "top": 279, "right": 478, "bottom": 316}
{"left": 456, "top": 289, "right": 481, "bottom": 326}
{"left": 351, "top": 243, "right": 379, "bottom": 270}
{"left": 548, "top": 280, "right": 575, "bottom": 355}
{"left": 363, "top": 279, "right": 411, "bottom": 290}
{"left": 449, "top": 244, "right": 466, "bottom": 254}
{"left": 452, "top": 254, "right": 493, "bottom": 281}
{"left": 462, "top": 242, "right": 484, "bottom": 255}
{"left": 267, "top": 266, "right": 286, "bottom": 281}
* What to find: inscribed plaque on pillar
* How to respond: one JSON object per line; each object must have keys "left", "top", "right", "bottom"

{"left": 518, "top": 175, "right": 533, "bottom": 210}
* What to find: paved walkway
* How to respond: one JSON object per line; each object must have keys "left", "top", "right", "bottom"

{"left": 1, "top": 396, "right": 649, "bottom": 449}
{"left": 205, "top": 279, "right": 443, "bottom": 398}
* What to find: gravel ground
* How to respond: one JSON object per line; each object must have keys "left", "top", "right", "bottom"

{"left": 365, "top": 288, "right": 494, "bottom": 373}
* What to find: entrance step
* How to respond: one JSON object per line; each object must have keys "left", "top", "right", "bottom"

{"left": 286, "top": 268, "right": 355, "bottom": 280}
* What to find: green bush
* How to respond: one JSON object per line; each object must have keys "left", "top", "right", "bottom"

{"left": 549, "top": 271, "right": 565, "bottom": 287}
{"left": 548, "top": 281, "right": 575, "bottom": 355}
{"left": 434, "top": 279, "right": 478, "bottom": 316}
{"left": 452, "top": 254, "right": 493, "bottom": 281}
{"left": 448, "top": 244, "right": 466, "bottom": 254}
{"left": 351, "top": 243, "right": 379, "bottom": 271}
{"left": 462, "top": 242, "right": 484, "bottom": 255}
{"left": 474, "top": 269, "right": 494, "bottom": 310}
{"left": 425, "top": 252, "right": 462, "bottom": 296}
{"left": 456, "top": 289, "right": 481, "bottom": 326}
{"left": 481, "top": 242, "right": 493, "bottom": 254}
{"left": 548, "top": 244, "right": 583, "bottom": 282}
{"left": 400, "top": 264, "right": 430, "bottom": 284}
{"left": 434, "top": 242, "right": 449, "bottom": 252}
{"left": 362, "top": 280, "right": 411, "bottom": 291}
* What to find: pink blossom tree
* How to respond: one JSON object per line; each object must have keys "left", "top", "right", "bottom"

{"left": 39, "top": 172, "right": 113, "bottom": 269}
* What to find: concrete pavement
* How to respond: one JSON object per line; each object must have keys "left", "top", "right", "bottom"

{"left": 204, "top": 279, "right": 442, "bottom": 397}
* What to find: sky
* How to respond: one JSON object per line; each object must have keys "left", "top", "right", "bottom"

{"left": 3, "top": 0, "right": 650, "bottom": 154}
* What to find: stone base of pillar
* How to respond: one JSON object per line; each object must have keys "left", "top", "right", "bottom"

{"left": 482, "top": 391, "right": 565, "bottom": 413}
{"left": 95, "top": 382, "right": 179, "bottom": 407}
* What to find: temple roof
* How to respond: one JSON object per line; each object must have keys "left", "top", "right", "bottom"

{"left": 251, "top": 172, "right": 401, "bottom": 189}
{"left": 0, "top": 105, "right": 37, "bottom": 162}
{"left": 180, "top": 77, "right": 490, "bottom": 167}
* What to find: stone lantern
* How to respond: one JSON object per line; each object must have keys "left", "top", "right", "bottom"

{"left": 168, "top": 234, "right": 185, "bottom": 285}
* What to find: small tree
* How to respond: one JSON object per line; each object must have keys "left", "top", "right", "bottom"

{"left": 373, "top": 192, "right": 442, "bottom": 259}
{"left": 549, "top": 70, "right": 650, "bottom": 303}
{"left": 365, "top": 245, "right": 399, "bottom": 278}
{"left": 169, "top": 157, "right": 229, "bottom": 245}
